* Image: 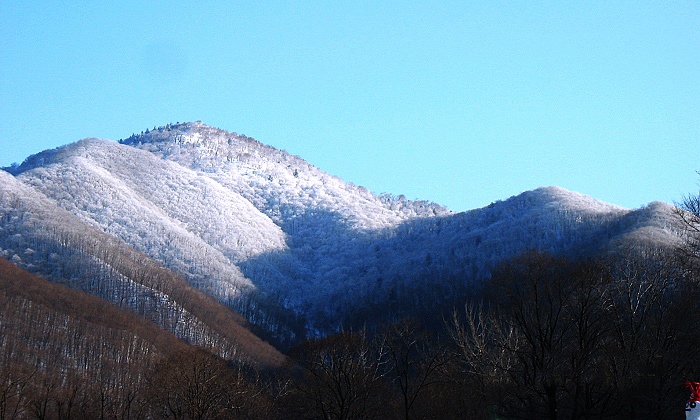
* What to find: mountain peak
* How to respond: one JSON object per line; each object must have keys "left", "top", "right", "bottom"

{"left": 118, "top": 121, "right": 285, "bottom": 171}
{"left": 0, "top": 120, "right": 684, "bottom": 349}
{"left": 520, "top": 186, "right": 628, "bottom": 213}
{"left": 120, "top": 121, "right": 250, "bottom": 147}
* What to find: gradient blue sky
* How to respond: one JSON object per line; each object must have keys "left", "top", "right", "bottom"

{"left": 1, "top": 1, "right": 698, "bottom": 212}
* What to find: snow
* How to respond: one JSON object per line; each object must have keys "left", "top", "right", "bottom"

{"left": 0, "top": 169, "right": 230, "bottom": 349}
{"left": 0, "top": 122, "right": 685, "bottom": 336}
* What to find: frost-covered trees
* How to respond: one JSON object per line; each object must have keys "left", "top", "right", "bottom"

{"left": 2, "top": 121, "right": 686, "bottom": 344}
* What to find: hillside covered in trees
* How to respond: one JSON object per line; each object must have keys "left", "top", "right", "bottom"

{"left": 2, "top": 122, "right": 684, "bottom": 339}
{"left": 1, "top": 122, "right": 697, "bottom": 418}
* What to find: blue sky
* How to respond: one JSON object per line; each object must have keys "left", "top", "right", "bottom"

{"left": 1, "top": 1, "right": 698, "bottom": 212}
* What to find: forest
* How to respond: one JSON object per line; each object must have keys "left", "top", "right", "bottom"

{"left": 1, "top": 123, "right": 698, "bottom": 418}
{"left": 3, "top": 201, "right": 700, "bottom": 419}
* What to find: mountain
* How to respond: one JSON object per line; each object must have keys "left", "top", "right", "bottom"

{"left": 0, "top": 165, "right": 286, "bottom": 363}
{"left": 0, "top": 257, "right": 187, "bottom": 403}
{"left": 0, "top": 258, "right": 286, "bottom": 418}
{"left": 1, "top": 121, "right": 685, "bottom": 341}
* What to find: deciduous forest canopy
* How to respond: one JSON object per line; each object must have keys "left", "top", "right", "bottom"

{"left": 1, "top": 122, "right": 698, "bottom": 418}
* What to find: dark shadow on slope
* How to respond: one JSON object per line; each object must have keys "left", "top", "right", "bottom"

{"left": 236, "top": 197, "right": 653, "bottom": 341}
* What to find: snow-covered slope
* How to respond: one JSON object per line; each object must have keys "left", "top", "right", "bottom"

{"left": 2, "top": 121, "right": 685, "bottom": 337}
{"left": 15, "top": 138, "right": 288, "bottom": 301}
{"left": 0, "top": 167, "right": 286, "bottom": 364}
{"left": 120, "top": 122, "right": 450, "bottom": 229}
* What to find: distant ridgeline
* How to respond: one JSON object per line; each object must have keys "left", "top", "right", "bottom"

{"left": 1, "top": 121, "right": 685, "bottom": 343}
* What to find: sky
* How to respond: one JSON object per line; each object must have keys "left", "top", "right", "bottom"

{"left": 0, "top": 1, "right": 698, "bottom": 212}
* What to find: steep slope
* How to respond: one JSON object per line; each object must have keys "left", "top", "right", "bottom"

{"left": 0, "top": 257, "right": 188, "bottom": 418}
{"left": 0, "top": 259, "right": 286, "bottom": 418}
{"left": 0, "top": 169, "right": 286, "bottom": 365}
{"left": 116, "top": 123, "right": 684, "bottom": 331}
{"left": 14, "top": 139, "right": 287, "bottom": 301}
{"left": 119, "top": 122, "right": 450, "bottom": 232}
{"left": 0, "top": 255, "right": 187, "bottom": 378}
{"left": 2, "top": 121, "right": 685, "bottom": 338}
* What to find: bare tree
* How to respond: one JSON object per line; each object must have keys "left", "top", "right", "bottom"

{"left": 0, "top": 366, "right": 33, "bottom": 420}
{"left": 286, "top": 330, "right": 389, "bottom": 420}
{"left": 675, "top": 174, "right": 700, "bottom": 268}
{"left": 381, "top": 319, "right": 451, "bottom": 420}
{"left": 147, "top": 348, "right": 235, "bottom": 419}
{"left": 603, "top": 247, "right": 699, "bottom": 418}
{"left": 449, "top": 301, "right": 522, "bottom": 418}
{"left": 451, "top": 252, "right": 618, "bottom": 419}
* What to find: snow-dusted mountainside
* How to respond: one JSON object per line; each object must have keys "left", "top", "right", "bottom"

{"left": 1, "top": 122, "right": 685, "bottom": 337}
{"left": 119, "top": 122, "right": 450, "bottom": 228}
{"left": 14, "top": 139, "right": 287, "bottom": 299}
{"left": 0, "top": 168, "right": 285, "bottom": 364}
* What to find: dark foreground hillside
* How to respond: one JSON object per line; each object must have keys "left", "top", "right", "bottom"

{"left": 3, "top": 246, "right": 699, "bottom": 419}
{"left": 0, "top": 257, "right": 180, "bottom": 418}
{"left": 0, "top": 258, "right": 285, "bottom": 419}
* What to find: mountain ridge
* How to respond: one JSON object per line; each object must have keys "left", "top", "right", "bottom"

{"left": 0, "top": 121, "right": 684, "bottom": 340}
